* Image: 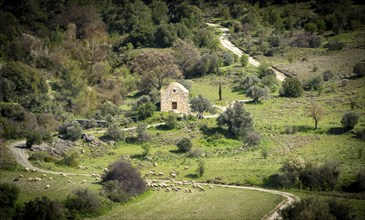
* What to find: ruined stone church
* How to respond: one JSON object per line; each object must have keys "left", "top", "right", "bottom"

{"left": 160, "top": 82, "right": 189, "bottom": 114}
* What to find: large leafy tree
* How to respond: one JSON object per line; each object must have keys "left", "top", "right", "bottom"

{"left": 217, "top": 102, "right": 253, "bottom": 138}
{"left": 131, "top": 50, "right": 182, "bottom": 92}
{"left": 190, "top": 95, "right": 212, "bottom": 119}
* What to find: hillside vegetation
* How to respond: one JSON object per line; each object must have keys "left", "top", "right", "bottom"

{"left": 0, "top": 0, "right": 364, "bottom": 219}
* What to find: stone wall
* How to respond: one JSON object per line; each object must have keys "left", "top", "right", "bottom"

{"left": 160, "top": 82, "right": 189, "bottom": 114}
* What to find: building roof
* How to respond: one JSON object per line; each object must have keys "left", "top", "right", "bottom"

{"left": 162, "top": 82, "right": 189, "bottom": 93}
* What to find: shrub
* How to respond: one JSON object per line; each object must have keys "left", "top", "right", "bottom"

{"left": 220, "top": 52, "right": 234, "bottom": 66}
{"left": 56, "top": 152, "right": 80, "bottom": 167}
{"left": 141, "top": 144, "right": 150, "bottom": 157}
{"left": 0, "top": 140, "right": 18, "bottom": 170}
{"left": 133, "top": 101, "right": 156, "bottom": 121}
{"left": 353, "top": 63, "right": 365, "bottom": 77}
{"left": 290, "top": 33, "right": 321, "bottom": 48}
{"left": 245, "top": 131, "right": 261, "bottom": 146}
{"left": 240, "top": 54, "right": 249, "bottom": 67}
{"left": 65, "top": 189, "right": 101, "bottom": 215}
{"left": 196, "top": 159, "right": 205, "bottom": 177}
{"left": 20, "top": 197, "right": 67, "bottom": 220}
{"left": 177, "top": 138, "right": 192, "bottom": 152}
{"left": 258, "top": 63, "right": 275, "bottom": 78}
{"left": 136, "top": 123, "right": 150, "bottom": 142}
{"left": 280, "top": 198, "right": 355, "bottom": 220}
{"left": 187, "top": 148, "right": 203, "bottom": 158}
{"left": 59, "top": 121, "right": 83, "bottom": 141}
{"left": 261, "top": 147, "right": 269, "bottom": 159}
{"left": 0, "top": 183, "right": 19, "bottom": 219}
{"left": 29, "top": 152, "right": 48, "bottom": 162}
{"left": 303, "top": 75, "right": 324, "bottom": 94}
{"left": 261, "top": 75, "right": 279, "bottom": 92}
{"left": 164, "top": 113, "right": 178, "bottom": 129}
{"left": 285, "top": 125, "right": 297, "bottom": 134}
{"left": 343, "top": 169, "right": 365, "bottom": 192}
{"left": 106, "top": 124, "right": 125, "bottom": 141}
{"left": 302, "top": 161, "right": 340, "bottom": 191}
{"left": 280, "top": 78, "right": 303, "bottom": 97}
{"left": 327, "top": 40, "right": 345, "bottom": 50}
{"left": 26, "top": 131, "right": 43, "bottom": 148}
{"left": 102, "top": 160, "right": 146, "bottom": 202}
{"left": 341, "top": 112, "right": 359, "bottom": 130}
{"left": 322, "top": 70, "right": 333, "bottom": 81}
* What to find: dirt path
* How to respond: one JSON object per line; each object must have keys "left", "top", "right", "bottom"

{"left": 206, "top": 23, "right": 286, "bottom": 82}
{"left": 8, "top": 137, "right": 298, "bottom": 219}
{"left": 147, "top": 179, "right": 299, "bottom": 220}
{"left": 8, "top": 140, "right": 91, "bottom": 176}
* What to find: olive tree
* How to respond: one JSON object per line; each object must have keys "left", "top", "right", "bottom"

{"left": 217, "top": 102, "right": 253, "bottom": 139}
{"left": 190, "top": 95, "right": 212, "bottom": 119}
{"left": 246, "top": 86, "right": 270, "bottom": 102}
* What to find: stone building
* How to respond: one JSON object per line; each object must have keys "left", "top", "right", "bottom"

{"left": 160, "top": 82, "right": 189, "bottom": 114}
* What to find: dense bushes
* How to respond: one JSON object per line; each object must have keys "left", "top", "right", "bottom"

{"left": 106, "top": 124, "right": 125, "bottom": 141}
{"left": 280, "top": 78, "right": 303, "bottom": 97}
{"left": 1, "top": 183, "right": 103, "bottom": 219}
{"left": 343, "top": 169, "right": 365, "bottom": 192}
{"left": 0, "top": 183, "right": 19, "bottom": 219}
{"left": 177, "top": 138, "right": 193, "bottom": 152}
{"left": 0, "top": 140, "right": 18, "bottom": 170}
{"left": 102, "top": 160, "right": 146, "bottom": 202}
{"left": 56, "top": 152, "right": 80, "bottom": 167}
{"left": 58, "top": 121, "right": 83, "bottom": 141}
{"left": 280, "top": 198, "right": 355, "bottom": 220}
{"left": 290, "top": 33, "right": 321, "bottom": 48}
{"left": 65, "top": 189, "right": 102, "bottom": 216}
{"left": 303, "top": 75, "right": 324, "bottom": 94}
{"left": 353, "top": 63, "right": 365, "bottom": 77}
{"left": 20, "top": 197, "right": 67, "bottom": 220}
{"left": 265, "top": 159, "right": 341, "bottom": 191}
{"left": 164, "top": 113, "right": 178, "bottom": 129}
{"left": 341, "top": 112, "right": 359, "bottom": 130}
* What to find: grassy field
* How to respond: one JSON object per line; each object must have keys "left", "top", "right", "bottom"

{"left": 93, "top": 186, "right": 282, "bottom": 220}
{"left": 0, "top": 170, "right": 101, "bottom": 203}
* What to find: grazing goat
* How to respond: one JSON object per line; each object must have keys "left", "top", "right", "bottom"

{"left": 45, "top": 185, "right": 50, "bottom": 189}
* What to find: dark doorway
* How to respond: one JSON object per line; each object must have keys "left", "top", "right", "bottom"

{"left": 172, "top": 102, "right": 177, "bottom": 110}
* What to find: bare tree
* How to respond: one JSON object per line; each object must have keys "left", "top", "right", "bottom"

{"left": 307, "top": 101, "right": 325, "bottom": 129}
{"left": 131, "top": 50, "right": 182, "bottom": 92}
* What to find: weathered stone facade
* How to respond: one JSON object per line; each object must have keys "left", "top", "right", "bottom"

{"left": 160, "top": 82, "right": 189, "bottom": 114}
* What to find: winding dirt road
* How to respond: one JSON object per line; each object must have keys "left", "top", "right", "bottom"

{"left": 206, "top": 23, "right": 287, "bottom": 82}
{"left": 8, "top": 136, "right": 298, "bottom": 220}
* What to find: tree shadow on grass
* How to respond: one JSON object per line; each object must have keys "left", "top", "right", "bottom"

{"left": 130, "top": 154, "right": 146, "bottom": 160}
{"left": 327, "top": 127, "right": 347, "bottom": 135}
{"left": 156, "top": 124, "right": 170, "bottom": 131}
{"left": 185, "top": 174, "right": 198, "bottom": 179}
{"left": 169, "top": 149, "right": 184, "bottom": 154}
{"left": 201, "top": 126, "right": 233, "bottom": 139}
{"left": 296, "top": 125, "right": 314, "bottom": 133}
